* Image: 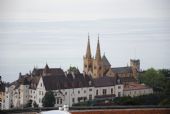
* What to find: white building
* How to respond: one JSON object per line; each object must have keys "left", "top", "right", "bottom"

{"left": 3, "top": 65, "right": 152, "bottom": 110}
{"left": 123, "top": 83, "right": 153, "bottom": 97}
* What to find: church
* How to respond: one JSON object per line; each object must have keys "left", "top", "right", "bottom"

{"left": 83, "top": 35, "right": 140, "bottom": 80}
{"left": 3, "top": 35, "right": 153, "bottom": 109}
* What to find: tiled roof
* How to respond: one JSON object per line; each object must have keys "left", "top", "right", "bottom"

{"left": 42, "top": 73, "right": 93, "bottom": 90}
{"left": 119, "top": 77, "right": 137, "bottom": 83}
{"left": 43, "top": 75, "right": 70, "bottom": 90}
{"left": 124, "top": 83, "right": 151, "bottom": 91}
{"left": 111, "top": 67, "right": 132, "bottom": 73}
{"left": 102, "top": 55, "right": 111, "bottom": 66}
{"left": 93, "top": 76, "right": 121, "bottom": 87}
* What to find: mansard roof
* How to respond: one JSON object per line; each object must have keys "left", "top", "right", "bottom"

{"left": 42, "top": 73, "right": 93, "bottom": 91}
{"left": 42, "top": 75, "right": 70, "bottom": 90}
{"left": 102, "top": 55, "right": 111, "bottom": 66}
{"left": 32, "top": 67, "right": 64, "bottom": 76}
{"left": 111, "top": 67, "right": 132, "bottom": 73}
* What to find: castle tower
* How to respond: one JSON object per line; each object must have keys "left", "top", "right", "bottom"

{"left": 92, "top": 36, "right": 103, "bottom": 78}
{"left": 83, "top": 34, "right": 93, "bottom": 75}
{"left": 130, "top": 59, "right": 140, "bottom": 78}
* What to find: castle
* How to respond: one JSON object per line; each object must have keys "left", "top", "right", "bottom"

{"left": 83, "top": 35, "right": 140, "bottom": 79}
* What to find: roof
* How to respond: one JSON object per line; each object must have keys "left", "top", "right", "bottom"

{"left": 42, "top": 75, "right": 70, "bottom": 90}
{"left": 102, "top": 55, "right": 111, "bottom": 66}
{"left": 119, "top": 77, "right": 137, "bottom": 83}
{"left": 111, "top": 67, "right": 132, "bottom": 73}
{"left": 124, "top": 83, "right": 152, "bottom": 91}
{"left": 42, "top": 73, "right": 93, "bottom": 90}
{"left": 32, "top": 67, "right": 65, "bottom": 76}
{"left": 0, "top": 81, "right": 5, "bottom": 92}
{"left": 93, "top": 76, "right": 121, "bottom": 87}
{"left": 47, "top": 68, "right": 65, "bottom": 75}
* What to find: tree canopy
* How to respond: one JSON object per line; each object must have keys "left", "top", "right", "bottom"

{"left": 42, "top": 91, "right": 56, "bottom": 107}
{"left": 139, "top": 68, "right": 170, "bottom": 96}
{"left": 67, "top": 66, "right": 80, "bottom": 74}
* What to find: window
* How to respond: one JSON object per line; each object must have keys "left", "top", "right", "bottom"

{"left": 84, "top": 90, "right": 86, "bottom": 93}
{"left": 84, "top": 65, "right": 87, "bottom": 68}
{"left": 72, "top": 98, "right": 75, "bottom": 103}
{"left": 94, "top": 66, "right": 96, "bottom": 69}
{"left": 78, "top": 91, "right": 80, "bottom": 94}
{"left": 103, "top": 89, "right": 107, "bottom": 95}
{"left": 41, "top": 83, "right": 42, "bottom": 87}
{"left": 89, "top": 88, "right": 92, "bottom": 91}
{"left": 65, "top": 92, "right": 67, "bottom": 95}
{"left": 118, "top": 86, "right": 121, "bottom": 89}
{"left": 118, "top": 92, "right": 121, "bottom": 97}
{"left": 39, "top": 98, "right": 41, "bottom": 103}
{"left": 60, "top": 99, "right": 62, "bottom": 104}
{"left": 57, "top": 98, "right": 60, "bottom": 104}
{"left": 111, "top": 88, "right": 113, "bottom": 94}
{"left": 89, "top": 95, "right": 92, "bottom": 100}
{"left": 96, "top": 90, "right": 98, "bottom": 95}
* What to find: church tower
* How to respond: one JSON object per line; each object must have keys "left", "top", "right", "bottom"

{"left": 83, "top": 34, "right": 93, "bottom": 75}
{"left": 92, "top": 36, "right": 103, "bottom": 78}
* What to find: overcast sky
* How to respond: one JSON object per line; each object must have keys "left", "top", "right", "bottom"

{"left": 0, "top": 0, "right": 170, "bottom": 82}
{"left": 0, "top": 0, "right": 170, "bottom": 21}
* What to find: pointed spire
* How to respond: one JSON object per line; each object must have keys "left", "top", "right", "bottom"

{"left": 44, "top": 63, "right": 50, "bottom": 71}
{"left": 95, "top": 34, "right": 101, "bottom": 60}
{"left": 85, "top": 33, "right": 92, "bottom": 59}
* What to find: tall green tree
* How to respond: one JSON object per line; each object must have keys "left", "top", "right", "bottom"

{"left": 42, "top": 91, "right": 56, "bottom": 107}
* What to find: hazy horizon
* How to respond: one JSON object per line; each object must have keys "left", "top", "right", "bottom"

{"left": 0, "top": 0, "right": 170, "bottom": 82}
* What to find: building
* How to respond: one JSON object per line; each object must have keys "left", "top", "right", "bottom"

{"left": 123, "top": 83, "right": 153, "bottom": 97}
{"left": 4, "top": 65, "right": 123, "bottom": 109}
{"left": 83, "top": 35, "right": 139, "bottom": 79}
{"left": 0, "top": 76, "right": 6, "bottom": 110}
{"left": 3, "top": 35, "right": 153, "bottom": 109}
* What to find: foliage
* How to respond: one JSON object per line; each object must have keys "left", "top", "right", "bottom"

{"left": 42, "top": 91, "right": 56, "bottom": 107}
{"left": 67, "top": 66, "right": 80, "bottom": 74}
{"left": 159, "top": 69, "right": 170, "bottom": 78}
{"left": 73, "top": 94, "right": 170, "bottom": 106}
{"left": 33, "top": 101, "right": 39, "bottom": 108}
{"left": 139, "top": 68, "right": 166, "bottom": 91}
{"left": 25, "top": 100, "right": 32, "bottom": 108}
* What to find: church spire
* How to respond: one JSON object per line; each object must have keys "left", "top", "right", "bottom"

{"left": 95, "top": 34, "right": 101, "bottom": 60}
{"left": 85, "top": 33, "right": 92, "bottom": 59}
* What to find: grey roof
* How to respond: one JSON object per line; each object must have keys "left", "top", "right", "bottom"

{"left": 111, "top": 67, "right": 132, "bottom": 73}
{"left": 102, "top": 55, "right": 111, "bottom": 66}
{"left": 42, "top": 73, "right": 93, "bottom": 90}
{"left": 93, "top": 76, "right": 121, "bottom": 87}
{"left": 32, "top": 67, "right": 65, "bottom": 76}
{"left": 0, "top": 82, "right": 5, "bottom": 92}
{"left": 119, "top": 77, "right": 137, "bottom": 83}
{"left": 42, "top": 75, "right": 69, "bottom": 90}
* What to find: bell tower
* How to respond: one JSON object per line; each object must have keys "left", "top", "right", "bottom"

{"left": 83, "top": 34, "right": 93, "bottom": 75}
{"left": 92, "top": 35, "right": 103, "bottom": 78}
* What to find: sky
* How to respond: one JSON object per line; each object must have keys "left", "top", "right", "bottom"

{"left": 0, "top": 0, "right": 170, "bottom": 82}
